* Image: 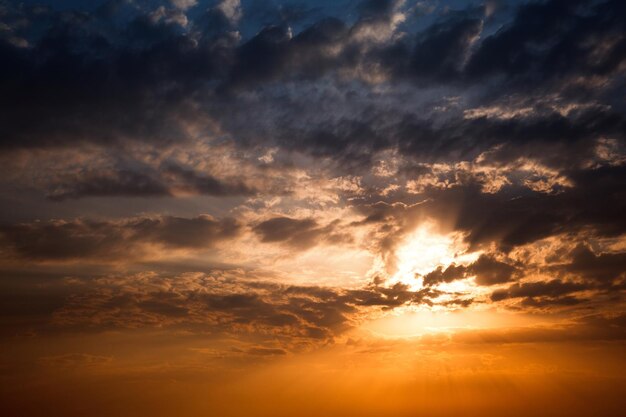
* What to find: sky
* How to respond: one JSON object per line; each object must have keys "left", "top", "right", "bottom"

{"left": 0, "top": 0, "right": 625, "bottom": 415}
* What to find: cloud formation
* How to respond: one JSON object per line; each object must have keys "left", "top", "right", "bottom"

{"left": 0, "top": 215, "right": 240, "bottom": 261}
{"left": 0, "top": 2, "right": 625, "bottom": 414}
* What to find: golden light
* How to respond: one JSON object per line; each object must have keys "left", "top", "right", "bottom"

{"left": 389, "top": 221, "right": 480, "bottom": 290}
{"left": 365, "top": 221, "right": 497, "bottom": 337}
{"left": 362, "top": 307, "right": 530, "bottom": 337}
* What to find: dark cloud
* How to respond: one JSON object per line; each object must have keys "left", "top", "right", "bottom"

{"left": 386, "top": 164, "right": 626, "bottom": 251}
{"left": 246, "top": 347, "right": 288, "bottom": 356}
{"left": 395, "top": 107, "right": 626, "bottom": 169}
{"left": 0, "top": 215, "right": 241, "bottom": 261}
{"left": 0, "top": 0, "right": 623, "bottom": 186}
{"left": 253, "top": 217, "right": 319, "bottom": 246}
{"left": 411, "top": 14, "right": 482, "bottom": 80}
{"left": 253, "top": 216, "right": 351, "bottom": 250}
{"left": 47, "top": 169, "right": 171, "bottom": 200}
{"left": 160, "top": 164, "right": 256, "bottom": 197}
{"left": 470, "top": 254, "right": 518, "bottom": 285}
{"left": 565, "top": 244, "right": 626, "bottom": 285}
{"left": 490, "top": 279, "right": 588, "bottom": 302}
{"left": 423, "top": 263, "right": 467, "bottom": 287}
{"left": 466, "top": 0, "right": 626, "bottom": 86}
{"left": 357, "top": 0, "right": 397, "bottom": 20}
{"left": 36, "top": 160, "right": 257, "bottom": 201}
{"left": 423, "top": 255, "right": 517, "bottom": 286}
{"left": 344, "top": 282, "right": 441, "bottom": 309}
{"left": 0, "top": 3, "right": 229, "bottom": 150}
{"left": 47, "top": 273, "right": 454, "bottom": 349}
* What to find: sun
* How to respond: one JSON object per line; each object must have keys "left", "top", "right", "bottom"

{"left": 389, "top": 221, "right": 479, "bottom": 291}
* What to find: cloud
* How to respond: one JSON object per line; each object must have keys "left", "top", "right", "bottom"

{"left": 408, "top": 165, "right": 626, "bottom": 250}
{"left": 469, "top": 254, "right": 518, "bottom": 285}
{"left": 411, "top": 13, "right": 483, "bottom": 79}
{"left": 49, "top": 272, "right": 451, "bottom": 350}
{"left": 0, "top": 0, "right": 624, "bottom": 358}
{"left": 252, "top": 216, "right": 351, "bottom": 250}
{"left": 490, "top": 279, "right": 588, "bottom": 302}
{"left": 0, "top": 215, "right": 241, "bottom": 261}
{"left": 453, "top": 313, "right": 626, "bottom": 344}
{"left": 466, "top": 0, "right": 626, "bottom": 86}
{"left": 47, "top": 169, "right": 172, "bottom": 200}
{"left": 565, "top": 243, "right": 626, "bottom": 284}
{"left": 423, "top": 254, "right": 517, "bottom": 287}
{"left": 423, "top": 263, "right": 467, "bottom": 287}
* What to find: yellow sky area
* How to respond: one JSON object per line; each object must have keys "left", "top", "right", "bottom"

{"left": 387, "top": 221, "right": 480, "bottom": 289}
{"left": 1, "top": 328, "right": 624, "bottom": 417}
{"left": 221, "top": 218, "right": 481, "bottom": 290}
{"left": 362, "top": 306, "right": 549, "bottom": 338}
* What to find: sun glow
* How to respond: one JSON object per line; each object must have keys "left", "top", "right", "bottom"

{"left": 390, "top": 222, "right": 479, "bottom": 290}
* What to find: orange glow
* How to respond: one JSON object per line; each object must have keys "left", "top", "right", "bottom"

{"left": 389, "top": 222, "right": 480, "bottom": 290}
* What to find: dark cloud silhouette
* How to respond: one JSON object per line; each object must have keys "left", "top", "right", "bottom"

{"left": 565, "top": 244, "right": 626, "bottom": 284}
{"left": 423, "top": 255, "right": 517, "bottom": 286}
{"left": 0, "top": 215, "right": 241, "bottom": 261}
{"left": 0, "top": 0, "right": 623, "bottom": 196}
{"left": 423, "top": 263, "right": 467, "bottom": 287}
{"left": 466, "top": 0, "right": 626, "bottom": 86}
{"left": 47, "top": 273, "right": 457, "bottom": 349}
{"left": 253, "top": 217, "right": 351, "bottom": 250}
{"left": 490, "top": 279, "right": 588, "bottom": 302}
{"left": 369, "top": 164, "right": 626, "bottom": 251}
{"left": 411, "top": 13, "right": 483, "bottom": 79}
{"left": 47, "top": 169, "right": 171, "bottom": 200}
{"left": 470, "top": 254, "right": 518, "bottom": 285}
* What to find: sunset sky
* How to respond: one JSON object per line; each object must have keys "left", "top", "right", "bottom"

{"left": 0, "top": 0, "right": 625, "bottom": 416}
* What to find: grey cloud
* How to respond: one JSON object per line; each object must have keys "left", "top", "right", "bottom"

{"left": 565, "top": 244, "right": 626, "bottom": 284}
{"left": 47, "top": 164, "right": 256, "bottom": 200}
{"left": 423, "top": 263, "right": 467, "bottom": 287}
{"left": 0, "top": 215, "right": 240, "bottom": 261}
{"left": 382, "top": 164, "right": 626, "bottom": 251}
{"left": 0, "top": 0, "right": 624, "bottom": 182}
{"left": 466, "top": 0, "right": 626, "bottom": 86}
{"left": 48, "top": 274, "right": 454, "bottom": 349}
{"left": 47, "top": 169, "right": 171, "bottom": 200}
{"left": 469, "top": 254, "right": 518, "bottom": 285}
{"left": 490, "top": 279, "right": 588, "bottom": 302}
{"left": 411, "top": 13, "right": 483, "bottom": 80}
{"left": 253, "top": 216, "right": 352, "bottom": 250}
{"left": 422, "top": 255, "right": 517, "bottom": 287}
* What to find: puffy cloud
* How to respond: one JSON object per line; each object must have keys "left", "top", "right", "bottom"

{"left": 565, "top": 243, "right": 626, "bottom": 284}
{"left": 46, "top": 271, "right": 452, "bottom": 350}
{"left": 423, "top": 254, "right": 517, "bottom": 286}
